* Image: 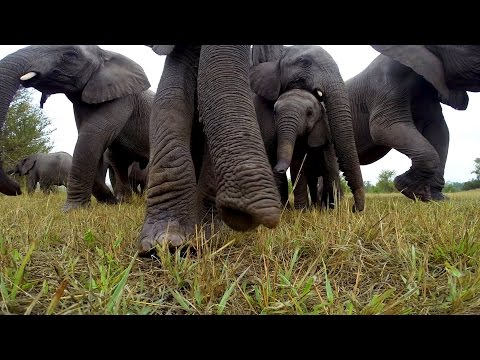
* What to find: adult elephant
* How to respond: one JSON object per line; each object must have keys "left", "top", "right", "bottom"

{"left": 138, "top": 45, "right": 282, "bottom": 253}
{"left": 8, "top": 151, "right": 72, "bottom": 193}
{"left": 250, "top": 45, "right": 365, "bottom": 212}
{"left": 0, "top": 45, "right": 153, "bottom": 209}
{"left": 254, "top": 88, "right": 341, "bottom": 209}
{"left": 345, "top": 45, "right": 480, "bottom": 201}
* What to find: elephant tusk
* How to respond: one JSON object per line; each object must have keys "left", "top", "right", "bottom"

{"left": 317, "top": 89, "right": 323, "bottom": 98}
{"left": 20, "top": 72, "right": 37, "bottom": 81}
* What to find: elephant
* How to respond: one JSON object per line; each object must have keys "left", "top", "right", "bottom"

{"left": 138, "top": 45, "right": 282, "bottom": 254}
{"left": 344, "top": 45, "right": 480, "bottom": 202}
{"left": 107, "top": 157, "right": 149, "bottom": 197}
{"left": 0, "top": 45, "right": 153, "bottom": 209}
{"left": 249, "top": 45, "right": 365, "bottom": 212}
{"left": 254, "top": 89, "right": 341, "bottom": 210}
{"left": 8, "top": 151, "right": 72, "bottom": 194}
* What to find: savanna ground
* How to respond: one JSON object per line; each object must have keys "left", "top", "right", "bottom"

{"left": 1, "top": 189, "right": 480, "bottom": 315}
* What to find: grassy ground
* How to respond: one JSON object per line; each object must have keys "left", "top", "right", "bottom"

{"left": 1, "top": 190, "right": 480, "bottom": 315}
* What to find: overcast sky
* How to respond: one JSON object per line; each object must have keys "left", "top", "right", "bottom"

{"left": 0, "top": 45, "right": 478, "bottom": 184}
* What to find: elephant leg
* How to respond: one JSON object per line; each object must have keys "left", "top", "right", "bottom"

{"left": 370, "top": 105, "right": 440, "bottom": 202}
{"left": 275, "top": 171, "right": 290, "bottom": 208}
{"left": 106, "top": 153, "right": 133, "bottom": 202}
{"left": 64, "top": 102, "right": 132, "bottom": 211}
{"left": 26, "top": 174, "right": 37, "bottom": 194}
{"left": 196, "top": 142, "right": 223, "bottom": 236}
{"left": 290, "top": 156, "right": 309, "bottom": 210}
{"left": 414, "top": 100, "right": 449, "bottom": 201}
{"left": 320, "top": 144, "right": 341, "bottom": 209}
{"left": 40, "top": 182, "right": 52, "bottom": 194}
{"left": 139, "top": 46, "right": 199, "bottom": 253}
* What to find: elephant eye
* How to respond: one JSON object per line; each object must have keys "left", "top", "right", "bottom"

{"left": 306, "top": 109, "right": 313, "bottom": 117}
{"left": 63, "top": 50, "right": 78, "bottom": 61}
{"left": 296, "top": 57, "right": 312, "bottom": 67}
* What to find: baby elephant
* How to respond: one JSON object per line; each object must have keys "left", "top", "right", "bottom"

{"left": 8, "top": 151, "right": 72, "bottom": 194}
{"left": 255, "top": 89, "right": 342, "bottom": 209}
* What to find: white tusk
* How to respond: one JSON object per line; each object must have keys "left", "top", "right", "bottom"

{"left": 20, "top": 72, "right": 37, "bottom": 81}
{"left": 317, "top": 89, "right": 323, "bottom": 98}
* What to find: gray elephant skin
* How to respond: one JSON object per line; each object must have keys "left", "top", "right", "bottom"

{"left": 0, "top": 45, "right": 153, "bottom": 209}
{"left": 346, "top": 45, "right": 480, "bottom": 202}
{"left": 107, "top": 158, "right": 149, "bottom": 198}
{"left": 254, "top": 89, "right": 341, "bottom": 210}
{"left": 250, "top": 45, "right": 365, "bottom": 212}
{"left": 8, "top": 151, "right": 72, "bottom": 193}
{"left": 138, "top": 45, "right": 282, "bottom": 254}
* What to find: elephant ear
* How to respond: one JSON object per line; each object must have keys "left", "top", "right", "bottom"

{"left": 439, "top": 90, "right": 469, "bottom": 111}
{"left": 308, "top": 109, "right": 331, "bottom": 148}
{"left": 146, "top": 45, "right": 176, "bottom": 56}
{"left": 20, "top": 156, "right": 36, "bottom": 176}
{"left": 250, "top": 61, "right": 281, "bottom": 101}
{"left": 251, "top": 45, "right": 286, "bottom": 66}
{"left": 371, "top": 45, "right": 451, "bottom": 101}
{"left": 82, "top": 51, "right": 151, "bottom": 104}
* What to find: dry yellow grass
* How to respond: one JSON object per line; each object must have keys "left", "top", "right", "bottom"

{"left": 1, "top": 190, "right": 480, "bottom": 314}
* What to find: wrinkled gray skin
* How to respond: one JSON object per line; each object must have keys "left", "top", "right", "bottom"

{"left": 8, "top": 151, "right": 72, "bottom": 193}
{"left": 254, "top": 89, "right": 341, "bottom": 209}
{"left": 250, "top": 45, "right": 365, "bottom": 211}
{"left": 347, "top": 45, "right": 480, "bottom": 202}
{"left": 138, "top": 45, "right": 282, "bottom": 254}
{"left": 0, "top": 45, "right": 153, "bottom": 209}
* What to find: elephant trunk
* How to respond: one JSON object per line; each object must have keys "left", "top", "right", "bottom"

{"left": 0, "top": 47, "right": 36, "bottom": 195}
{"left": 322, "top": 75, "right": 365, "bottom": 211}
{"left": 274, "top": 115, "right": 299, "bottom": 174}
{"left": 198, "top": 45, "right": 281, "bottom": 231}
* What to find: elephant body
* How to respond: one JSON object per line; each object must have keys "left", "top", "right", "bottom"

{"left": 9, "top": 151, "right": 72, "bottom": 193}
{"left": 0, "top": 45, "right": 153, "bottom": 209}
{"left": 254, "top": 90, "right": 341, "bottom": 210}
{"left": 250, "top": 45, "right": 364, "bottom": 212}
{"left": 346, "top": 45, "right": 480, "bottom": 201}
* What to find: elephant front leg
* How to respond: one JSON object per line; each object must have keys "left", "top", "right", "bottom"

{"left": 370, "top": 110, "right": 440, "bottom": 202}
{"left": 139, "top": 47, "right": 199, "bottom": 254}
{"left": 64, "top": 131, "right": 116, "bottom": 211}
{"left": 27, "top": 174, "right": 38, "bottom": 194}
{"left": 290, "top": 156, "right": 309, "bottom": 210}
{"left": 91, "top": 158, "right": 118, "bottom": 205}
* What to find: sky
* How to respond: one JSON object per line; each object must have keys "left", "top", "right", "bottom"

{"left": 0, "top": 45, "right": 478, "bottom": 184}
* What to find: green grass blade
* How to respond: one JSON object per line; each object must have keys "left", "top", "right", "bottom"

{"left": 106, "top": 253, "right": 137, "bottom": 314}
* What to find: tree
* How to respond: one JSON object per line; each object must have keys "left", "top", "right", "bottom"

{"left": 472, "top": 158, "right": 480, "bottom": 181}
{"left": 0, "top": 87, "right": 54, "bottom": 171}
{"left": 375, "top": 169, "right": 396, "bottom": 193}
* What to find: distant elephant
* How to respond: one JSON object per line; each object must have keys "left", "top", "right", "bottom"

{"left": 8, "top": 151, "right": 72, "bottom": 194}
{"left": 250, "top": 45, "right": 364, "bottom": 211}
{"left": 0, "top": 45, "right": 153, "bottom": 209}
{"left": 138, "top": 45, "right": 282, "bottom": 253}
{"left": 345, "top": 45, "right": 480, "bottom": 202}
{"left": 254, "top": 89, "right": 341, "bottom": 210}
{"left": 108, "top": 158, "right": 149, "bottom": 198}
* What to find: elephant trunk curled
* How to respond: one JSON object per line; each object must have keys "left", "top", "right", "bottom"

{"left": 197, "top": 45, "right": 281, "bottom": 231}
{"left": 322, "top": 74, "right": 365, "bottom": 211}
{"left": 0, "top": 47, "right": 37, "bottom": 195}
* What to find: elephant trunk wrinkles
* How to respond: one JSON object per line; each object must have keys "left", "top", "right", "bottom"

{"left": 323, "top": 76, "right": 365, "bottom": 211}
{"left": 198, "top": 45, "right": 281, "bottom": 231}
{"left": 275, "top": 115, "right": 298, "bottom": 174}
{"left": 0, "top": 47, "right": 37, "bottom": 195}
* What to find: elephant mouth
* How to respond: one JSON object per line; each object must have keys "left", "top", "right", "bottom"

{"left": 20, "top": 71, "right": 76, "bottom": 93}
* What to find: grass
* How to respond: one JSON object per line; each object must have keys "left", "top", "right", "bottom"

{"left": 1, "top": 190, "right": 480, "bottom": 314}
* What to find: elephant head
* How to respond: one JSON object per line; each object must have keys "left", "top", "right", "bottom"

{"left": 273, "top": 88, "right": 330, "bottom": 173}
{"left": 11, "top": 154, "right": 37, "bottom": 176}
{"left": 0, "top": 45, "right": 151, "bottom": 195}
{"left": 371, "top": 45, "right": 480, "bottom": 111}
{"left": 250, "top": 45, "right": 365, "bottom": 211}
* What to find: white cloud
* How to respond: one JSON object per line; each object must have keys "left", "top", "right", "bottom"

{"left": 0, "top": 45, "right": 478, "bottom": 184}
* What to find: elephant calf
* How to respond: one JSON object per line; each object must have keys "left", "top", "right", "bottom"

{"left": 107, "top": 158, "right": 149, "bottom": 199}
{"left": 254, "top": 89, "right": 342, "bottom": 210}
{"left": 8, "top": 151, "right": 72, "bottom": 194}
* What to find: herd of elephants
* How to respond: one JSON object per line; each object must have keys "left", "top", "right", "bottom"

{"left": 0, "top": 45, "right": 478, "bottom": 255}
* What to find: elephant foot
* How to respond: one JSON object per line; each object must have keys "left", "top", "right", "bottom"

{"left": 62, "top": 201, "right": 91, "bottom": 212}
{"left": 394, "top": 171, "right": 431, "bottom": 202}
{"left": 431, "top": 190, "right": 449, "bottom": 201}
{"left": 138, "top": 219, "right": 194, "bottom": 256}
